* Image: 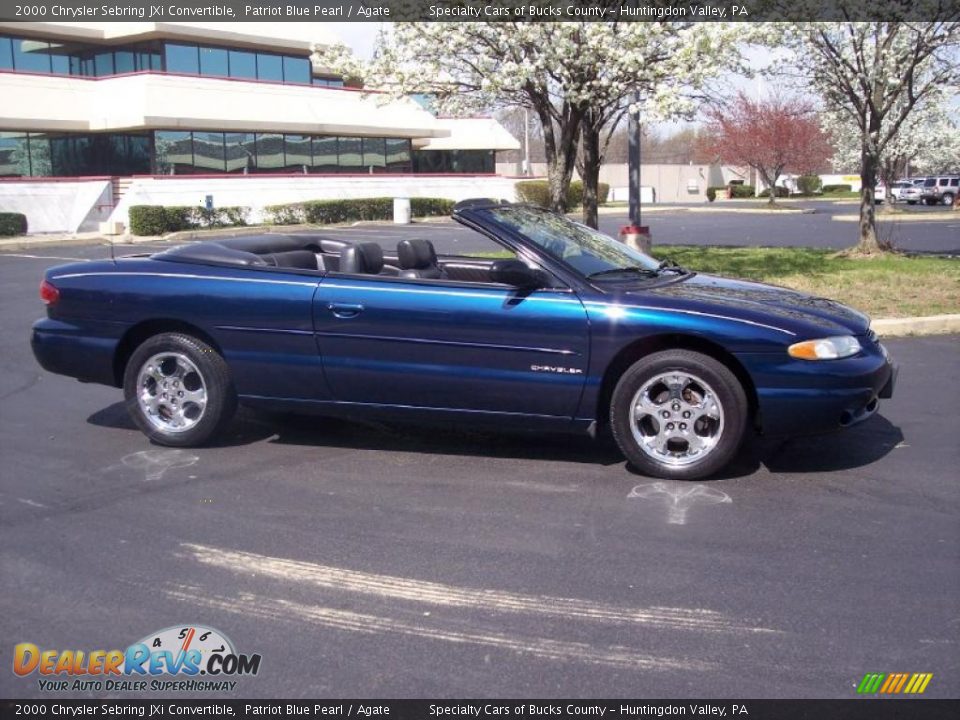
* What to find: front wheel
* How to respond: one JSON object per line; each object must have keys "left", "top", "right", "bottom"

{"left": 609, "top": 350, "right": 748, "bottom": 480}
{"left": 123, "top": 332, "right": 237, "bottom": 447}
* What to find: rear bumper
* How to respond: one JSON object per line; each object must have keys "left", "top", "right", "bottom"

{"left": 739, "top": 346, "right": 897, "bottom": 437}
{"left": 31, "top": 318, "right": 119, "bottom": 386}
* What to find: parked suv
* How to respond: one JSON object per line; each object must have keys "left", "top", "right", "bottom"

{"left": 921, "top": 175, "right": 959, "bottom": 206}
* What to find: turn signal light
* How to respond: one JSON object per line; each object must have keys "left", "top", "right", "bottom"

{"left": 788, "top": 336, "right": 861, "bottom": 361}
{"left": 40, "top": 279, "right": 60, "bottom": 305}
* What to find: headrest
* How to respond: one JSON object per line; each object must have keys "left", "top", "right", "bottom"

{"left": 339, "top": 242, "right": 384, "bottom": 275}
{"left": 397, "top": 239, "right": 438, "bottom": 270}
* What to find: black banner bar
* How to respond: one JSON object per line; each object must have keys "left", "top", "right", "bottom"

{"left": 0, "top": 1, "right": 957, "bottom": 23}
{"left": 2, "top": 700, "right": 960, "bottom": 720}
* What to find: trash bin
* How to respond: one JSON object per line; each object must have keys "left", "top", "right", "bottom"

{"left": 393, "top": 197, "right": 411, "bottom": 225}
{"left": 619, "top": 225, "right": 652, "bottom": 254}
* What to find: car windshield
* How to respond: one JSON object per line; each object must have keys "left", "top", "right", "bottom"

{"left": 480, "top": 205, "right": 664, "bottom": 279}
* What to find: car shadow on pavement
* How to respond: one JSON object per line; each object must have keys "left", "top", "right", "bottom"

{"left": 731, "top": 413, "right": 904, "bottom": 477}
{"left": 88, "top": 403, "right": 903, "bottom": 476}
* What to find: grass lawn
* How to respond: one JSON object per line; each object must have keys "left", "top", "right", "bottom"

{"left": 651, "top": 246, "right": 960, "bottom": 318}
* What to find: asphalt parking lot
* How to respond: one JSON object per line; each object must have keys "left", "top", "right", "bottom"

{"left": 0, "top": 245, "right": 958, "bottom": 699}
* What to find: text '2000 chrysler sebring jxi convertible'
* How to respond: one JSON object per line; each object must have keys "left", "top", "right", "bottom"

{"left": 31, "top": 201, "right": 897, "bottom": 480}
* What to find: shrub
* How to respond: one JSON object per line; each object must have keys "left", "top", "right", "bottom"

{"left": 410, "top": 197, "right": 455, "bottom": 217}
{"left": 0, "top": 212, "right": 28, "bottom": 237}
{"left": 706, "top": 186, "right": 723, "bottom": 202}
{"left": 729, "top": 184, "right": 756, "bottom": 199}
{"left": 128, "top": 205, "right": 250, "bottom": 236}
{"left": 759, "top": 186, "right": 790, "bottom": 198}
{"left": 266, "top": 197, "right": 454, "bottom": 226}
{"left": 822, "top": 184, "right": 853, "bottom": 193}
{"left": 516, "top": 180, "right": 609, "bottom": 208}
{"left": 515, "top": 180, "right": 552, "bottom": 208}
{"left": 128, "top": 206, "right": 171, "bottom": 236}
{"left": 265, "top": 203, "right": 306, "bottom": 225}
{"left": 797, "top": 175, "right": 822, "bottom": 195}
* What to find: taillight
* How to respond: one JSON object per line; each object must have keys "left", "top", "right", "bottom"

{"left": 40, "top": 279, "right": 59, "bottom": 305}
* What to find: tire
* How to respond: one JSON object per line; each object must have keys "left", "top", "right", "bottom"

{"left": 123, "top": 332, "right": 237, "bottom": 447}
{"left": 609, "top": 350, "right": 748, "bottom": 480}
{"left": 907, "top": 200, "right": 916, "bottom": 205}
{"left": 942, "top": 192, "right": 955, "bottom": 207}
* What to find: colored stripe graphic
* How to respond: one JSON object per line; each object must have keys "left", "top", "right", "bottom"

{"left": 858, "top": 672, "right": 933, "bottom": 694}
{"left": 857, "top": 673, "right": 885, "bottom": 693}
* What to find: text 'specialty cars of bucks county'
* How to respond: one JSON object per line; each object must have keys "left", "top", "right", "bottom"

{"left": 31, "top": 200, "right": 898, "bottom": 480}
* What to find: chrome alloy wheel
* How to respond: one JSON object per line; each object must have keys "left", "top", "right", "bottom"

{"left": 628, "top": 371, "right": 725, "bottom": 467}
{"left": 136, "top": 352, "right": 208, "bottom": 433}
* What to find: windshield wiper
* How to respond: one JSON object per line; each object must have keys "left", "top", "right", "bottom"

{"left": 655, "top": 259, "right": 688, "bottom": 274}
{"left": 587, "top": 266, "right": 659, "bottom": 280}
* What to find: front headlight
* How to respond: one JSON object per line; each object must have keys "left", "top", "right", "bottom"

{"left": 788, "top": 335, "right": 862, "bottom": 360}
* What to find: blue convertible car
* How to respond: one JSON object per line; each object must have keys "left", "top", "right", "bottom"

{"left": 31, "top": 201, "right": 896, "bottom": 480}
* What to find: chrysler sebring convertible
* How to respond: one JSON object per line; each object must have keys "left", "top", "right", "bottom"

{"left": 31, "top": 201, "right": 897, "bottom": 480}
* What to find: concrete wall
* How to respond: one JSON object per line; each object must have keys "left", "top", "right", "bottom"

{"left": 0, "top": 179, "right": 111, "bottom": 233}
{"left": 109, "top": 174, "right": 520, "bottom": 228}
{"left": 0, "top": 174, "right": 518, "bottom": 234}
{"left": 497, "top": 162, "right": 750, "bottom": 203}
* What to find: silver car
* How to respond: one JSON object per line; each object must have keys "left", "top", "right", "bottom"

{"left": 921, "top": 175, "right": 959, "bottom": 206}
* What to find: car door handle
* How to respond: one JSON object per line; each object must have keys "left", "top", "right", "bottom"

{"left": 327, "top": 302, "right": 364, "bottom": 318}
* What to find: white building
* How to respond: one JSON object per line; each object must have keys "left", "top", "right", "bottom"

{"left": 0, "top": 22, "right": 519, "bottom": 232}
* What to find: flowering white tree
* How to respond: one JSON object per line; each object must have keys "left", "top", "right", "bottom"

{"left": 824, "top": 89, "right": 960, "bottom": 189}
{"left": 316, "top": 22, "right": 744, "bottom": 228}
{"left": 775, "top": 15, "right": 960, "bottom": 252}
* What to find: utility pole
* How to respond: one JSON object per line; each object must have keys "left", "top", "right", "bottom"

{"left": 523, "top": 107, "right": 531, "bottom": 176}
{"left": 623, "top": 92, "right": 651, "bottom": 253}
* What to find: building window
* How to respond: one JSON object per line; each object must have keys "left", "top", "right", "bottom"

{"left": 228, "top": 50, "right": 256, "bottom": 80}
{"left": 255, "top": 133, "right": 284, "bottom": 171}
{"left": 311, "top": 136, "right": 338, "bottom": 172}
{"left": 114, "top": 50, "right": 135, "bottom": 74}
{"left": 338, "top": 137, "right": 362, "bottom": 172}
{"left": 12, "top": 38, "right": 52, "bottom": 73}
{"left": 93, "top": 51, "right": 115, "bottom": 77}
{"left": 0, "top": 37, "right": 13, "bottom": 70}
{"left": 193, "top": 132, "right": 226, "bottom": 172}
{"left": 225, "top": 133, "right": 256, "bottom": 173}
{"left": 284, "top": 135, "right": 311, "bottom": 172}
{"left": 48, "top": 43, "right": 71, "bottom": 74}
{"left": 155, "top": 131, "right": 193, "bottom": 174}
{"left": 22, "top": 134, "right": 51, "bottom": 176}
{"left": 412, "top": 149, "right": 494, "bottom": 174}
{"left": 385, "top": 138, "right": 412, "bottom": 173}
{"left": 362, "top": 137, "right": 386, "bottom": 173}
{"left": 256, "top": 53, "right": 283, "bottom": 82}
{"left": 199, "top": 46, "right": 228, "bottom": 77}
{"left": 283, "top": 56, "right": 310, "bottom": 84}
{"left": 165, "top": 43, "right": 199, "bottom": 75}
{"left": 0, "top": 132, "right": 29, "bottom": 176}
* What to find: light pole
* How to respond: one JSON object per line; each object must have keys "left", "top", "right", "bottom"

{"left": 623, "top": 92, "right": 651, "bottom": 253}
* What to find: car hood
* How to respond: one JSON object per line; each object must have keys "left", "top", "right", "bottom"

{"left": 617, "top": 273, "right": 871, "bottom": 336}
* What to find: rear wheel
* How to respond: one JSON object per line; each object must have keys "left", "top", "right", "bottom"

{"left": 942, "top": 192, "right": 955, "bottom": 206}
{"left": 123, "top": 333, "right": 236, "bottom": 447}
{"left": 610, "top": 350, "right": 748, "bottom": 480}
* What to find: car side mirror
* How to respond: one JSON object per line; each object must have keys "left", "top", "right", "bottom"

{"left": 490, "top": 259, "right": 544, "bottom": 289}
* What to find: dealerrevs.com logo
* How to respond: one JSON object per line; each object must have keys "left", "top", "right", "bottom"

{"left": 13, "top": 624, "right": 261, "bottom": 692}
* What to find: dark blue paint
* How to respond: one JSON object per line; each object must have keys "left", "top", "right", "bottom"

{"left": 30, "top": 204, "right": 896, "bottom": 439}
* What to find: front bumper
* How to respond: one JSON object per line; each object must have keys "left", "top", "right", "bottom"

{"left": 737, "top": 342, "right": 897, "bottom": 437}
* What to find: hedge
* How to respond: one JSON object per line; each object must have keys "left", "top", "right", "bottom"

{"left": 823, "top": 184, "right": 853, "bottom": 193}
{"left": 129, "top": 205, "right": 250, "bottom": 236}
{"left": 264, "top": 197, "right": 455, "bottom": 226}
{"left": 514, "top": 180, "right": 610, "bottom": 208}
{"left": 759, "top": 186, "right": 790, "bottom": 198}
{"left": 0, "top": 212, "right": 27, "bottom": 237}
{"left": 729, "top": 184, "right": 756, "bottom": 198}
{"left": 706, "top": 186, "right": 724, "bottom": 202}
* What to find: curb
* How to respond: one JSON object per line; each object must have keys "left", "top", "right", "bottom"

{"left": 832, "top": 212, "right": 957, "bottom": 223}
{"left": 872, "top": 314, "right": 960, "bottom": 337}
